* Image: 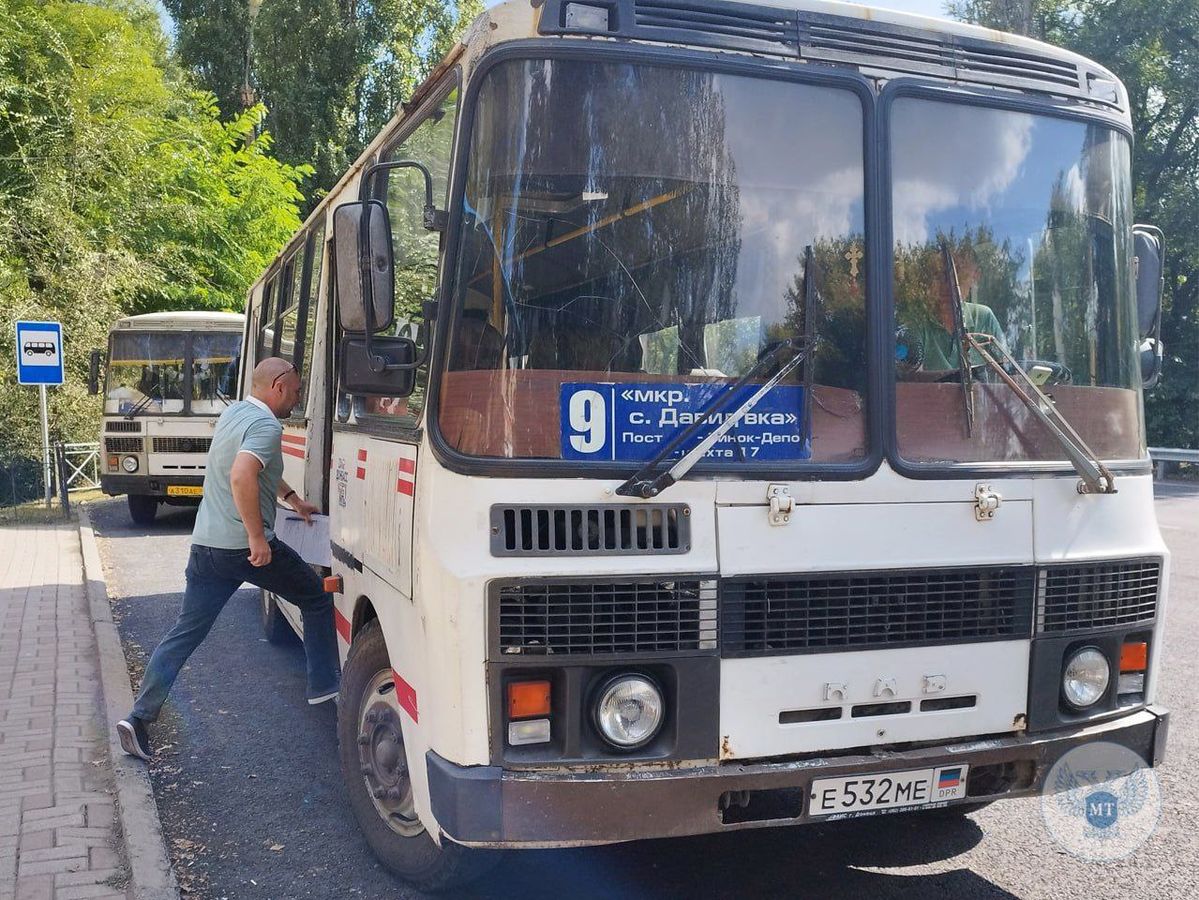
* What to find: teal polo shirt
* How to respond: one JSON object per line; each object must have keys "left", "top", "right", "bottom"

{"left": 192, "top": 396, "right": 283, "bottom": 549}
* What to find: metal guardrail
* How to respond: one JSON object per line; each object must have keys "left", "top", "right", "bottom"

{"left": 1149, "top": 447, "right": 1199, "bottom": 479}
{"left": 60, "top": 442, "right": 100, "bottom": 492}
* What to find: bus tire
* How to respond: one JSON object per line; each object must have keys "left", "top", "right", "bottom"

{"left": 127, "top": 494, "right": 158, "bottom": 525}
{"left": 337, "top": 620, "right": 498, "bottom": 893}
{"left": 260, "top": 591, "right": 295, "bottom": 645}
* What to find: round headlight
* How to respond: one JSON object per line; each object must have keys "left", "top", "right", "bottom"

{"left": 121, "top": 455, "right": 139, "bottom": 473}
{"left": 594, "top": 674, "right": 664, "bottom": 750}
{"left": 1062, "top": 647, "right": 1110, "bottom": 709}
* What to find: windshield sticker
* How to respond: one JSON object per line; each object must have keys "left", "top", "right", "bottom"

{"left": 560, "top": 382, "right": 811, "bottom": 462}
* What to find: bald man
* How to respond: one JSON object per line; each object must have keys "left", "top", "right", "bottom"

{"left": 117, "top": 358, "right": 339, "bottom": 761}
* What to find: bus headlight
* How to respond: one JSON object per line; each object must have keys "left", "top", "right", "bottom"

{"left": 1062, "top": 647, "right": 1110, "bottom": 709}
{"left": 121, "top": 455, "right": 139, "bottom": 473}
{"left": 594, "top": 674, "right": 664, "bottom": 750}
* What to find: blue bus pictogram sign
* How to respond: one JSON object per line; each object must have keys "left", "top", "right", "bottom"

{"left": 16, "top": 321, "right": 64, "bottom": 386}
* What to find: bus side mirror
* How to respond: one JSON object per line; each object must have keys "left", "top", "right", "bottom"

{"left": 339, "top": 335, "right": 417, "bottom": 396}
{"left": 1133, "top": 224, "right": 1165, "bottom": 389}
{"left": 333, "top": 199, "right": 394, "bottom": 334}
{"left": 88, "top": 349, "right": 102, "bottom": 395}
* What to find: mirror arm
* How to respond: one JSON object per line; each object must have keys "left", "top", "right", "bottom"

{"left": 358, "top": 159, "right": 445, "bottom": 233}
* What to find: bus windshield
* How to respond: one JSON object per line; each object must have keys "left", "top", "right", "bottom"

{"left": 191, "top": 331, "right": 242, "bottom": 414}
{"left": 105, "top": 332, "right": 186, "bottom": 415}
{"left": 104, "top": 330, "right": 242, "bottom": 416}
{"left": 891, "top": 98, "right": 1144, "bottom": 465}
{"left": 440, "top": 59, "right": 869, "bottom": 467}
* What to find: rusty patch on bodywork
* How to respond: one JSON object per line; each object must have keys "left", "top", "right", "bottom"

{"left": 721, "top": 735, "right": 734, "bottom": 759}
{"left": 1013, "top": 713, "right": 1028, "bottom": 731}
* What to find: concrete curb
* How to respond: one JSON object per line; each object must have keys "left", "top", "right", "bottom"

{"left": 77, "top": 506, "right": 181, "bottom": 900}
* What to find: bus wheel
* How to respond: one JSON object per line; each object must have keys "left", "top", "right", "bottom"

{"left": 260, "top": 591, "right": 295, "bottom": 644}
{"left": 337, "top": 621, "right": 498, "bottom": 892}
{"left": 127, "top": 495, "right": 157, "bottom": 525}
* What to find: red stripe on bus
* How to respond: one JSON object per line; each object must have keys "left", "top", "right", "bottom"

{"left": 398, "top": 457, "right": 416, "bottom": 474}
{"left": 355, "top": 467, "right": 366, "bottom": 480}
{"left": 281, "top": 434, "right": 307, "bottom": 446}
{"left": 357, "top": 449, "right": 368, "bottom": 461}
{"left": 334, "top": 607, "right": 351, "bottom": 643}
{"left": 393, "top": 670, "right": 419, "bottom": 723}
{"left": 282, "top": 446, "right": 306, "bottom": 459}
{"left": 396, "top": 478, "right": 414, "bottom": 496}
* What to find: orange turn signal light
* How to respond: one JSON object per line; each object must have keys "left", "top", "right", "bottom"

{"left": 107, "top": 454, "right": 120, "bottom": 470}
{"left": 322, "top": 575, "right": 343, "bottom": 594}
{"left": 1120, "top": 641, "right": 1148, "bottom": 673}
{"left": 507, "top": 680, "right": 551, "bottom": 720}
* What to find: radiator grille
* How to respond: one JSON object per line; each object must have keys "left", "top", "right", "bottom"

{"left": 105, "top": 421, "right": 141, "bottom": 433}
{"left": 104, "top": 437, "right": 143, "bottom": 453}
{"left": 152, "top": 437, "right": 212, "bottom": 454}
{"left": 495, "top": 579, "right": 717, "bottom": 656}
{"left": 721, "top": 566, "right": 1034, "bottom": 657}
{"left": 491, "top": 504, "right": 690, "bottom": 556}
{"left": 1038, "top": 559, "right": 1161, "bottom": 633}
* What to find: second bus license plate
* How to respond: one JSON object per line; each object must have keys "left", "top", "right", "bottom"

{"left": 809, "top": 764, "right": 969, "bottom": 817}
{"left": 166, "top": 485, "right": 203, "bottom": 497}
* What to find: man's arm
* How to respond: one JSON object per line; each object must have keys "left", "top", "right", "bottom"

{"left": 276, "top": 478, "right": 318, "bottom": 524}
{"left": 230, "top": 451, "right": 272, "bottom": 567}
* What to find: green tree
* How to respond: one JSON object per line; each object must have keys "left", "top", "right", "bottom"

{"left": 0, "top": 0, "right": 307, "bottom": 457}
{"left": 165, "top": 0, "right": 482, "bottom": 208}
{"left": 947, "top": 0, "right": 1199, "bottom": 451}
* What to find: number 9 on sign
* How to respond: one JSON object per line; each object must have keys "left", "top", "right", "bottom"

{"left": 568, "top": 390, "right": 606, "bottom": 454}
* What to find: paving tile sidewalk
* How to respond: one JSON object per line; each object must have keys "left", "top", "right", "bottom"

{"left": 0, "top": 521, "right": 128, "bottom": 900}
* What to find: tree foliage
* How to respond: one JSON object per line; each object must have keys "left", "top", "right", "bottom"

{"left": 164, "top": 0, "right": 482, "bottom": 209}
{"left": 0, "top": 0, "right": 308, "bottom": 455}
{"left": 947, "top": 0, "right": 1199, "bottom": 450}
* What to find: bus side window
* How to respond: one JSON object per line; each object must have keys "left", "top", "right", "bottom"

{"left": 357, "top": 86, "right": 459, "bottom": 425}
{"left": 256, "top": 277, "right": 275, "bottom": 364}
{"left": 296, "top": 224, "right": 326, "bottom": 415}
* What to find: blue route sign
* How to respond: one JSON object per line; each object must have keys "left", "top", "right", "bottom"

{"left": 560, "top": 381, "right": 811, "bottom": 463}
{"left": 16, "top": 320, "right": 64, "bottom": 386}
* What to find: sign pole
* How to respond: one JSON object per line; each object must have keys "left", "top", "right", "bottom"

{"left": 40, "top": 383, "right": 51, "bottom": 508}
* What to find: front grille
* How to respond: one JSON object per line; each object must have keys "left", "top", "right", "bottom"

{"left": 105, "top": 421, "right": 141, "bottom": 433}
{"left": 495, "top": 579, "right": 717, "bottom": 656}
{"left": 491, "top": 504, "right": 690, "bottom": 556}
{"left": 152, "top": 437, "right": 211, "bottom": 454}
{"left": 721, "top": 566, "right": 1034, "bottom": 657}
{"left": 1038, "top": 559, "right": 1161, "bottom": 633}
{"left": 104, "top": 437, "right": 143, "bottom": 453}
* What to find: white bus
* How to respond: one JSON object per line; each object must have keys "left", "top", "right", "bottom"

{"left": 246, "top": 0, "right": 1170, "bottom": 888}
{"left": 90, "top": 311, "right": 244, "bottom": 525}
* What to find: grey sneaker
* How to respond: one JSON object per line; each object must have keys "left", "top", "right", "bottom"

{"left": 307, "top": 683, "right": 339, "bottom": 706}
{"left": 117, "top": 716, "right": 152, "bottom": 761}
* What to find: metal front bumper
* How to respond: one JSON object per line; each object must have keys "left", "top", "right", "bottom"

{"left": 427, "top": 705, "right": 1168, "bottom": 848}
{"left": 100, "top": 474, "right": 204, "bottom": 497}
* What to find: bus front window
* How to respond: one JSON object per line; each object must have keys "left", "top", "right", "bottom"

{"left": 191, "top": 332, "right": 242, "bottom": 414}
{"left": 891, "top": 99, "right": 1144, "bottom": 465}
{"left": 440, "top": 59, "right": 869, "bottom": 468}
{"left": 104, "top": 332, "right": 186, "bottom": 415}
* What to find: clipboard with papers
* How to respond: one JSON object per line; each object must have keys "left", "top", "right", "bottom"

{"left": 274, "top": 513, "right": 332, "bottom": 567}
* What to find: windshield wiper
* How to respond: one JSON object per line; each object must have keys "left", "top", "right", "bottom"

{"left": 941, "top": 240, "right": 976, "bottom": 435}
{"left": 615, "top": 338, "right": 810, "bottom": 498}
{"left": 123, "top": 389, "right": 160, "bottom": 420}
{"left": 963, "top": 333, "right": 1117, "bottom": 494}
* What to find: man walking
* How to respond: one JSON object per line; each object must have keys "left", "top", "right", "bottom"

{"left": 117, "top": 357, "right": 339, "bottom": 761}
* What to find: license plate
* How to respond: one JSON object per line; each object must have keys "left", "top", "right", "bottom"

{"left": 809, "top": 764, "right": 969, "bottom": 817}
{"left": 166, "top": 485, "right": 203, "bottom": 497}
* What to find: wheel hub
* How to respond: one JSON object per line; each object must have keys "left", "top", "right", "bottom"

{"left": 357, "top": 670, "right": 423, "bottom": 837}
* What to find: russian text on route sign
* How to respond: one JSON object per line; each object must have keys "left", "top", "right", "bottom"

{"left": 15, "top": 320, "right": 64, "bottom": 386}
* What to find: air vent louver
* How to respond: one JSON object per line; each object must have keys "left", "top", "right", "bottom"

{"left": 722, "top": 565, "right": 1035, "bottom": 657}
{"left": 490, "top": 504, "right": 690, "bottom": 556}
{"left": 104, "top": 437, "right": 143, "bottom": 454}
{"left": 494, "top": 578, "right": 717, "bottom": 656}
{"left": 105, "top": 421, "right": 141, "bottom": 433}
{"left": 152, "top": 437, "right": 212, "bottom": 454}
{"left": 1037, "top": 559, "right": 1160, "bottom": 633}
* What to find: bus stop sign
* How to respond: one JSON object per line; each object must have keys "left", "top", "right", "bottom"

{"left": 16, "top": 320, "right": 64, "bottom": 386}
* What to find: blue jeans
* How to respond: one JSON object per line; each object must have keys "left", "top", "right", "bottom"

{"left": 132, "top": 539, "right": 340, "bottom": 722}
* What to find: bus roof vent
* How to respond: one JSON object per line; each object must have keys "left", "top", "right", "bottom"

{"left": 541, "top": 1, "right": 1113, "bottom": 107}
{"left": 797, "top": 12, "right": 1084, "bottom": 97}
{"left": 490, "top": 504, "right": 690, "bottom": 556}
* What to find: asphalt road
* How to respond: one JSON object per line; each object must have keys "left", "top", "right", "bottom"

{"left": 91, "top": 483, "right": 1199, "bottom": 900}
